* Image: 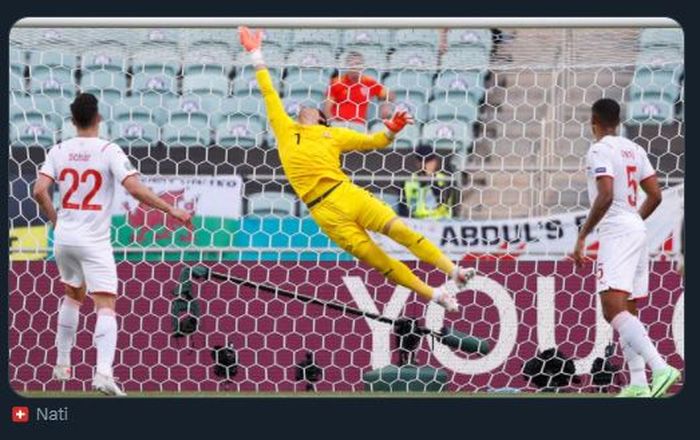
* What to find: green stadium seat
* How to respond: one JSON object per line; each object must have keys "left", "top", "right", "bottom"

{"left": 232, "top": 75, "right": 263, "bottom": 97}
{"left": 389, "top": 98, "right": 429, "bottom": 123}
{"left": 183, "top": 50, "right": 231, "bottom": 76}
{"left": 384, "top": 71, "right": 434, "bottom": 103}
{"left": 11, "top": 92, "right": 67, "bottom": 128}
{"left": 286, "top": 47, "right": 336, "bottom": 82}
{"left": 81, "top": 71, "right": 128, "bottom": 91}
{"left": 292, "top": 29, "right": 341, "bottom": 48}
{"left": 136, "top": 29, "right": 181, "bottom": 48}
{"left": 10, "top": 120, "right": 57, "bottom": 148}
{"left": 82, "top": 49, "right": 126, "bottom": 72}
{"left": 29, "top": 51, "right": 77, "bottom": 97}
{"left": 161, "top": 124, "right": 210, "bottom": 147}
{"left": 260, "top": 29, "right": 292, "bottom": 50}
{"left": 369, "top": 119, "right": 420, "bottom": 149}
{"left": 283, "top": 73, "right": 329, "bottom": 104}
{"left": 446, "top": 29, "right": 492, "bottom": 51}
{"left": 215, "top": 96, "right": 265, "bottom": 126}
{"left": 247, "top": 192, "right": 297, "bottom": 216}
{"left": 428, "top": 99, "right": 479, "bottom": 124}
{"left": 629, "top": 68, "right": 681, "bottom": 101}
{"left": 10, "top": 48, "right": 26, "bottom": 92}
{"left": 342, "top": 29, "right": 393, "bottom": 49}
{"left": 182, "top": 74, "right": 230, "bottom": 97}
{"left": 434, "top": 69, "right": 487, "bottom": 103}
{"left": 126, "top": 92, "right": 177, "bottom": 126}
{"left": 113, "top": 120, "right": 160, "bottom": 147}
{"left": 640, "top": 28, "right": 683, "bottom": 51}
{"left": 215, "top": 116, "right": 265, "bottom": 148}
{"left": 421, "top": 120, "right": 474, "bottom": 153}
{"left": 441, "top": 46, "right": 490, "bottom": 71}
{"left": 187, "top": 29, "right": 238, "bottom": 52}
{"left": 393, "top": 29, "right": 440, "bottom": 48}
{"left": 389, "top": 47, "right": 439, "bottom": 71}
{"left": 625, "top": 98, "right": 675, "bottom": 125}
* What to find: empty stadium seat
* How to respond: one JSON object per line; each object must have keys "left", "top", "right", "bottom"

{"left": 639, "top": 28, "right": 683, "bottom": 51}
{"left": 80, "top": 48, "right": 128, "bottom": 91}
{"left": 137, "top": 28, "right": 181, "bottom": 49}
{"left": 434, "top": 70, "right": 487, "bottom": 103}
{"left": 215, "top": 116, "right": 265, "bottom": 148}
{"left": 28, "top": 51, "right": 77, "bottom": 97}
{"left": 11, "top": 92, "right": 68, "bottom": 127}
{"left": 260, "top": 29, "right": 292, "bottom": 50}
{"left": 625, "top": 99, "right": 674, "bottom": 125}
{"left": 182, "top": 74, "right": 230, "bottom": 97}
{"left": 283, "top": 71, "right": 329, "bottom": 104}
{"left": 126, "top": 92, "right": 178, "bottom": 126}
{"left": 629, "top": 68, "right": 682, "bottom": 101}
{"left": 428, "top": 99, "right": 479, "bottom": 123}
{"left": 10, "top": 48, "right": 26, "bottom": 92}
{"left": 342, "top": 29, "right": 393, "bottom": 49}
{"left": 183, "top": 50, "right": 232, "bottom": 76}
{"left": 215, "top": 96, "right": 265, "bottom": 126}
{"left": 10, "top": 119, "right": 57, "bottom": 147}
{"left": 286, "top": 47, "right": 336, "bottom": 83}
{"left": 441, "top": 46, "right": 490, "bottom": 71}
{"left": 446, "top": 29, "right": 492, "bottom": 51}
{"left": 234, "top": 47, "right": 285, "bottom": 82}
{"left": 131, "top": 48, "right": 180, "bottom": 95}
{"left": 421, "top": 120, "right": 473, "bottom": 152}
{"left": 369, "top": 120, "right": 420, "bottom": 149}
{"left": 394, "top": 29, "right": 440, "bottom": 48}
{"left": 161, "top": 97, "right": 212, "bottom": 146}
{"left": 389, "top": 47, "right": 439, "bottom": 71}
{"left": 390, "top": 98, "right": 429, "bottom": 123}
{"left": 112, "top": 99, "right": 160, "bottom": 147}
{"left": 186, "top": 29, "right": 237, "bottom": 52}
{"left": 247, "top": 192, "right": 297, "bottom": 216}
{"left": 384, "top": 71, "right": 434, "bottom": 103}
{"left": 292, "top": 29, "right": 341, "bottom": 48}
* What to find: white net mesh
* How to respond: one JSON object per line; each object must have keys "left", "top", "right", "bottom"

{"left": 9, "top": 25, "right": 684, "bottom": 394}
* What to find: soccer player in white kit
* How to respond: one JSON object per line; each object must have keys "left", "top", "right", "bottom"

{"left": 572, "top": 98, "right": 681, "bottom": 397}
{"left": 33, "top": 93, "right": 192, "bottom": 396}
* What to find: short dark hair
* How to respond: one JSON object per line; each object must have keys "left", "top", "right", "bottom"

{"left": 70, "top": 93, "right": 99, "bottom": 129}
{"left": 591, "top": 98, "right": 620, "bottom": 128}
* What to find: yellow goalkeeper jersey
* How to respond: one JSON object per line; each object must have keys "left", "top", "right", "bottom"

{"left": 256, "top": 68, "right": 393, "bottom": 204}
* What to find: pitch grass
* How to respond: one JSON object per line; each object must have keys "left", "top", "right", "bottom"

{"left": 19, "top": 391, "right": 617, "bottom": 399}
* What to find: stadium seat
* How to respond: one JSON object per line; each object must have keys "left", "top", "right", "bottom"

{"left": 286, "top": 47, "right": 336, "bottom": 84}
{"left": 639, "top": 28, "right": 683, "bottom": 51}
{"left": 10, "top": 47, "right": 26, "bottom": 92}
{"left": 234, "top": 47, "right": 285, "bottom": 82}
{"left": 389, "top": 47, "right": 439, "bottom": 71}
{"left": 434, "top": 69, "right": 487, "bottom": 103}
{"left": 232, "top": 75, "right": 263, "bottom": 97}
{"left": 10, "top": 120, "right": 57, "bottom": 148}
{"left": 389, "top": 98, "right": 429, "bottom": 124}
{"left": 131, "top": 48, "right": 180, "bottom": 94}
{"left": 127, "top": 92, "right": 178, "bottom": 126}
{"left": 336, "top": 47, "right": 389, "bottom": 79}
{"left": 629, "top": 68, "right": 682, "bottom": 101}
{"left": 215, "top": 116, "right": 265, "bottom": 148}
{"left": 215, "top": 96, "right": 265, "bottom": 126}
{"left": 62, "top": 117, "right": 110, "bottom": 140}
{"left": 427, "top": 99, "right": 479, "bottom": 124}
{"left": 283, "top": 72, "right": 329, "bottom": 104}
{"left": 369, "top": 120, "right": 420, "bottom": 149}
{"left": 342, "top": 29, "right": 393, "bottom": 49}
{"left": 11, "top": 92, "right": 67, "bottom": 128}
{"left": 28, "top": 51, "right": 77, "bottom": 98}
{"left": 182, "top": 74, "right": 230, "bottom": 97}
{"left": 446, "top": 29, "right": 493, "bottom": 51}
{"left": 625, "top": 98, "right": 675, "bottom": 125}
{"left": 183, "top": 50, "right": 232, "bottom": 76}
{"left": 441, "top": 46, "right": 490, "bottom": 71}
{"left": 186, "top": 29, "right": 238, "bottom": 52}
{"left": 80, "top": 48, "right": 128, "bottom": 92}
{"left": 291, "top": 29, "right": 341, "bottom": 49}
{"left": 384, "top": 71, "right": 435, "bottom": 103}
{"left": 136, "top": 28, "right": 181, "bottom": 49}
{"left": 161, "top": 97, "right": 212, "bottom": 146}
{"left": 636, "top": 48, "right": 684, "bottom": 73}
{"left": 421, "top": 120, "right": 474, "bottom": 153}
{"left": 113, "top": 120, "right": 160, "bottom": 147}
{"left": 247, "top": 192, "right": 298, "bottom": 216}
{"left": 260, "top": 28, "right": 292, "bottom": 51}
{"left": 393, "top": 29, "right": 440, "bottom": 48}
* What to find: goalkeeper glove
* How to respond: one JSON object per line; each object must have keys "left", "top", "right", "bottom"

{"left": 384, "top": 110, "right": 414, "bottom": 134}
{"left": 238, "top": 26, "right": 265, "bottom": 65}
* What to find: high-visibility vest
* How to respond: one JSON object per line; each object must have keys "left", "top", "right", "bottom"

{"left": 402, "top": 172, "right": 453, "bottom": 219}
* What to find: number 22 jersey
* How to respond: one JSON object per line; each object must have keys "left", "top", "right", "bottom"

{"left": 586, "top": 135, "right": 656, "bottom": 237}
{"left": 39, "top": 137, "right": 138, "bottom": 247}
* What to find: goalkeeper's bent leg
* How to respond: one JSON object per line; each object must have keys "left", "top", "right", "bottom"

{"left": 348, "top": 237, "right": 435, "bottom": 301}
{"left": 382, "top": 217, "right": 456, "bottom": 275}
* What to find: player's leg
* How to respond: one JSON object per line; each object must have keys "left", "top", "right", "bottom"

{"left": 617, "top": 300, "right": 651, "bottom": 397}
{"left": 354, "top": 189, "right": 474, "bottom": 287}
{"left": 53, "top": 245, "right": 87, "bottom": 381}
{"left": 83, "top": 246, "right": 125, "bottom": 396}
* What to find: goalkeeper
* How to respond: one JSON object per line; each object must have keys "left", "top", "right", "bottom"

{"left": 239, "top": 27, "right": 474, "bottom": 312}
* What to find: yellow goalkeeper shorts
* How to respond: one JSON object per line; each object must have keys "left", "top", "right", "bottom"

{"left": 308, "top": 182, "right": 397, "bottom": 252}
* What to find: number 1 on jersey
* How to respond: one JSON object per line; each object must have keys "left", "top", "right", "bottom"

{"left": 626, "top": 165, "right": 638, "bottom": 207}
{"left": 294, "top": 133, "right": 300, "bottom": 145}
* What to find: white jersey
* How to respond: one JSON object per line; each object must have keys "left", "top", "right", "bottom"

{"left": 585, "top": 135, "right": 656, "bottom": 236}
{"left": 39, "top": 137, "right": 138, "bottom": 247}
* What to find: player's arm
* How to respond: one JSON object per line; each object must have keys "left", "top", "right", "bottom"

{"left": 122, "top": 176, "right": 192, "bottom": 226}
{"left": 638, "top": 152, "right": 662, "bottom": 220}
{"left": 572, "top": 176, "right": 614, "bottom": 266}
{"left": 238, "top": 26, "right": 294, "bottom": 134}
{"left": 638, "top": 174, "right": 662, "bottom": 220}
{"left": 32, "top": 174, "right": 57, "bottom": 226}
{"left": 335, "top": 111, "right": 414, "bottom": 151}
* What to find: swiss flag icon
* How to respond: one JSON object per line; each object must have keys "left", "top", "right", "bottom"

{"left": 12, "top": 406, "right": 30, "bottom": 423}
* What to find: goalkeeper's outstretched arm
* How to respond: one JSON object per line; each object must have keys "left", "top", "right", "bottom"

{"left": 334, "top": 110, "right": 415, "bottom": 152}
{"left": 238, "top": 26, "right": 294, "bottom": 135}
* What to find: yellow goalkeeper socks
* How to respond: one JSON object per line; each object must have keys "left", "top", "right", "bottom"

{"left": 384, "top": 218, "right": 456, "bottom": 275}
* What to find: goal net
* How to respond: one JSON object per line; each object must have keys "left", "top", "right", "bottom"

{"left": 8, "top": 22, "right": 684, "bottom": 394}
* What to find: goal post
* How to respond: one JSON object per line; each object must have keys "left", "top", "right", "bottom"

{"left": 8, "top": 18, "right": 684, "bottom": 394}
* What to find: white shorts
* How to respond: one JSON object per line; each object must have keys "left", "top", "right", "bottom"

{"left": 595, "top": 230, "right": 649, "bottom": 299}
{"left": 54, "top": 243, "right": 118, "bottom": 294}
